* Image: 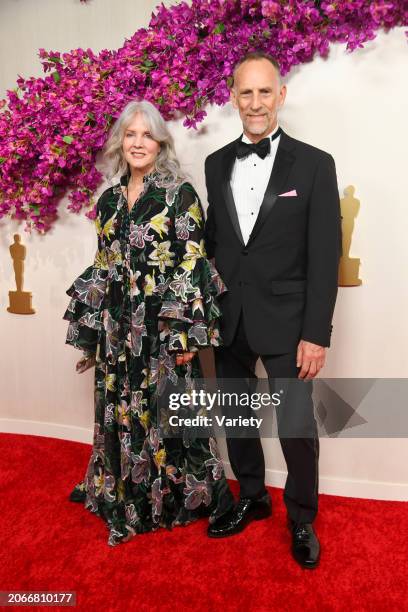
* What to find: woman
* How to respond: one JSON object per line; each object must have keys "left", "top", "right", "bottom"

{"left": 63, "top": 100, "right": 234, "bottom": 546}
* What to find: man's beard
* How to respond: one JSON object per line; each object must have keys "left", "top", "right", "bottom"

{"left": 243, "top": 116, "right": 270, "bottom": 136}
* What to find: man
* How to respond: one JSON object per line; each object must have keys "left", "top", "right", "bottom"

{"left": 204, "top": 52, "right": 341, "bottom": 569}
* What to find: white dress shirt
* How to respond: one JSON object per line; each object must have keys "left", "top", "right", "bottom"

{"left": 230, "top": 124, "right": 281, "bottom": 245}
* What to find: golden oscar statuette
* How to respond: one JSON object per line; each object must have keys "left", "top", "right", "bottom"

{"left": 7, "top": 234, "right": 36, "bottom": 314}
{"left": 338, "top": 185, "right": 362, "bottom": 287}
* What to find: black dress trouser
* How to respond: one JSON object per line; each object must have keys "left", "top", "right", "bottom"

{"left": 214, "top": 311, "right": 319, "bottom": 524}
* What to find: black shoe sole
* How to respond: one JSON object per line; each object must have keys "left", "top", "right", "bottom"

{"left": 292, "top": 548, "right": 321, "bottom": 569}
{"left": 207, "top": 507, "right": 272, "bottom": 538}
{"left": 293, "top": 558, "right": 320, "bottom": 569}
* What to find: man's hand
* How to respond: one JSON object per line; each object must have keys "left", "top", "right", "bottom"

{"left": 176, "top": 351, "right": 196, "bottom": 366}
{"left": 76, "top": 354, "right": 96, "bottom": 373}
{"left": 296, "top": 340, "right": 326, "bottom": 380}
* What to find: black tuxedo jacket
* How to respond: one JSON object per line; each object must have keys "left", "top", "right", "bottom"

{"left": 204, "top": 129, "right": 342, "bottom": 354}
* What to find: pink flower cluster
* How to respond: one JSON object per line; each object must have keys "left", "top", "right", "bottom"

{"left": 0, "top": 0, "right": 406, "bottom": 232}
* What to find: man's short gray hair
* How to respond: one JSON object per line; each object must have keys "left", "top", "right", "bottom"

{"left": 231, "top": 51, "right": 281, "bottom": 88}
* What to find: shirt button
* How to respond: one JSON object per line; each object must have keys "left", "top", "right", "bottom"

{"left": 251, "top": 187, "right": 254, "bottom": 190}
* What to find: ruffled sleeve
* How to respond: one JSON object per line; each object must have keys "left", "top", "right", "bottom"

{"left": 63, "top": 195, "right": 108, "bottom": 355}
{"left": 157, "top": 182, "right": 227, "bottom": 352}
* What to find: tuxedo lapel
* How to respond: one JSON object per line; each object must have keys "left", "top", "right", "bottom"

{"left": 221, "top": 139, "right": 245, "bottom": 245}
{"left": 247, "top": 131, "right": 296, "bottom": 246}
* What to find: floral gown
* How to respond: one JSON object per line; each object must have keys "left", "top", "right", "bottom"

{"left": 63, "top": 172, "right": 234, "bottom": 546}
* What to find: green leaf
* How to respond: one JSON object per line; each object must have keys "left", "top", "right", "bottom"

{"left": 213, "top": 23, "right": 225, "bottom": 34}
{"left": 29, "top": 204, "right": 41, "bottom": 216}
{"left": 62, "top": 135, "right": 74, "bottom": 144}
{"left": 0, "top": 157, "right": 5, "bottom": 164}
{"left": 140, "top": 59, "right": 157, "bottom": 74}
{"left": 51, "top": 71, "right": 60, "bottom": 83}
{"left": 49, "top": 56, "right": 63, "bottom": 64}
{"left": 182, "top": 83, "right": 193, "bottom": 97}
{"left": 85, "top": 112, "right": 95, "bottom": 125}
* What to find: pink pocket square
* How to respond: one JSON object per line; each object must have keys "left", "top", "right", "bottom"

{"left": 278, "top": 189, "right": 297, "bottom": 197}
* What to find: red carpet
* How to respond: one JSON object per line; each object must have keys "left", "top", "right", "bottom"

{"left": 0, "top": 433, "right": 407, "bottom": 611}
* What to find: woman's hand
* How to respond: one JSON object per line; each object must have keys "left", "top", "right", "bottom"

{"left": 176, "top": 351, "right": 196, "bottom": 366}
{"left": 76, "top": 354, "right": 96, "bottom": 373}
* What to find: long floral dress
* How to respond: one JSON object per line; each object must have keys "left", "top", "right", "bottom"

{"left": 63, "top": 171, "right": 234, "bottom": 546}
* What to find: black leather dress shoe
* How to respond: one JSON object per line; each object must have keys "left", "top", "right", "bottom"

{"left": 208, "top": 493, "right": 272, "bottom": 538}
{"left": 288, "top": 519, "right": 320, "bottom": 569}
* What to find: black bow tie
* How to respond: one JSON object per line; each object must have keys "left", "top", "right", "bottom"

{"left": 236, "top": 127, "right": 282, "bottom": 160}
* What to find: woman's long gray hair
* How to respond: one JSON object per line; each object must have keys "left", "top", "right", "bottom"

{"left": 102, "top": 100, "right": 185, "bottom": 190}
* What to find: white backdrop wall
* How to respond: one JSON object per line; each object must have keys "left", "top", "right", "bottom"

{"left": 1, "top": 0, "right": 407, "bottom": 500}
